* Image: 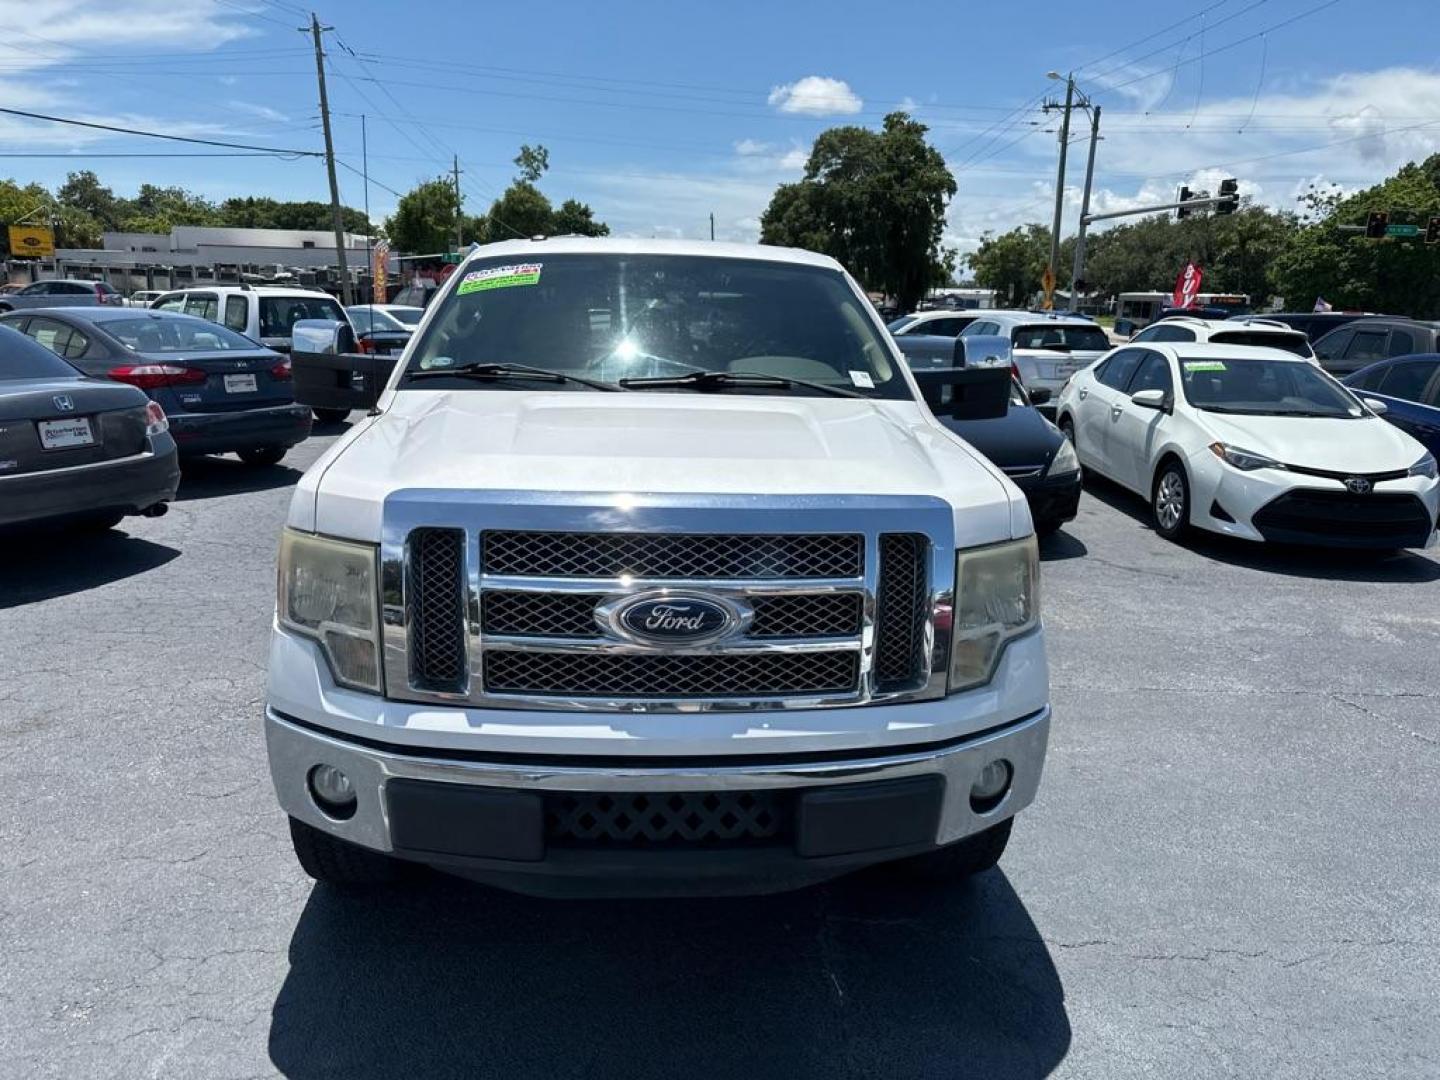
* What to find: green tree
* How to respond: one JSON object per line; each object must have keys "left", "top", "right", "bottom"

{"left": 477, "top": 181, "right": 554, "bottom": 243}
{"left": 1271, "top": 154, "right": 1440, "bottom": 317}
{"left": 514, "top": 144, "right": 550, "bottom": 184}
{"left": 385, "top": 177, "right": 459, "bottom": 254}
{"left": 966, "top": 224, "right": 1055, "bottom": 306}
{"left": 759, "top": 112, "right": 956, "bottom": 311}
{"left": 57, "top": 170, "right": 123, "bottom": 230}
{"left": 551, "top": 198, "right": 609, "bottom": 237}
{"left": 218, "top": 196, "right": 372, "bottom": 235}
{"left": 120, "top": 184, "right": 219, "bottom": 231}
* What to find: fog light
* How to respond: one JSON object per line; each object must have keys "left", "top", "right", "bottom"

{"left": 309, "top": 764, "right": 357, "bottom": 819}
{"left": 970, "top": 759, "right": 1012, "bottom": 813}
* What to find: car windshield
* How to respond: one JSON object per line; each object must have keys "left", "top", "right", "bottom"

{"left": 106, "top": 317, "right": 259, "bottom": 352}
{"left": 403, "top": 253, "right": 908, "bottom": 398}
{"left": 1013, "top": 324, "right": 1111, "bottom": 352}
{"left": 1210, "top": 330, "right": 1313, "bottom": 358}
{"left": 259, "top": 295, "right": 346, "bottom": 338}
{"left": 386, "top": 307, "right": 424, "bottom": 326}
{"left": 1180, "top": 356, "right": 1363, "bottom": 417}
{"left": 348, "top": 306, "right": 407, "bottom": 332}
{"left": 0, "top": 324, "right": 82, "bottom": 379}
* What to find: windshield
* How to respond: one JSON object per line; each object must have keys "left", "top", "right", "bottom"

{"left": 1013, "top": 324, "right": 1111, "bottom": 352}
{"left": 1210, "top": 330, "right": 1314, "bottom": 358}
{"left": 106, "top": 317, "right": 259, "bottom": 352}
{"left": 386, "top": 306, "right": 424, "bottom": 326}
{"left": 1180, "top": 356, "right": 1362, "bottom": 417}
{"left": 887, "top": 315, "right": 918, "bottom": 333}
{"left": 0, "top": 324, "right": 82, "bottom": 379}
{"left": 348, "top": 306, "right": 408, "bottom": 333}
{"left": 258, "top": 295, "right": 346, "bottom": 338}
{"left": 403, "top": 254, "right": 908, "bottom": 398}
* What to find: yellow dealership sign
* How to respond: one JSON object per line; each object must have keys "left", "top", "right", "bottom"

{"left": 8, "top": 225, "right": 55, "bottom": 258}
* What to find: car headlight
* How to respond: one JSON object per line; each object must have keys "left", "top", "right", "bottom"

{"left": 277, "top": 529, "right": 383, "bottom": 693}
{"left": 1409, "top": 452, "right": 1438, "bottom": 480}
{"left": 949, "top": 536, "right": 1040, "bottom": 693}
{"left": 1046, "top": 434, "right": 1079, "bottom": 477}
{"left": 1208, "top": 442, "right": 1286, "bottom": 472}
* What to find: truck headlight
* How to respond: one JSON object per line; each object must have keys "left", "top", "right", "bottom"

{"left": 949, "top": 536, "right": 1039, "bottom": 693}
{"left": 278, "top": 529, "right": 383, "bottom": 693}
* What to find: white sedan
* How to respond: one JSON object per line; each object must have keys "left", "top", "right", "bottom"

{"left": 1054, "top": 342, "right": 1440, "bottom": 548}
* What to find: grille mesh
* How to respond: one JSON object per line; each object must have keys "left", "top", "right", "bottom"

{"left": 546, "top": 791, "right": 787, "bottom": 848}
{"left": 407, "top": 528, "right": 467, "bottom": 691}
{"left": 481, "top": 531, "right": 863, "bottom": 579}
{"left": 874, "top": 534, "right": 929, "bottom": 689}
{"left": 483, "top": 650, "right": 859, "bottom": 698}
{"left": 749, "top": 592, "right": 863, "bottom": 638}
{"left": 480, "top": 590, "right": 863, "bottom": 639}
{"left": 1252, "top": 491, "right": 1432, "bottom": 544}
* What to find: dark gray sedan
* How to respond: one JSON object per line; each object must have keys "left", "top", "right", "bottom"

{"left": 0, "top": 324, "right": 178, "bottom": 531}
{"left": 0, "top": 308, "right": 312, "bottom": 465}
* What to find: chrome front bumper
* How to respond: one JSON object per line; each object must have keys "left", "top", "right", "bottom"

{"left": 266, "top": 705, "right": 1051, "bottom": 876}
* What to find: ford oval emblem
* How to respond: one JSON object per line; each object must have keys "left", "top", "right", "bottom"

{"left": 609, "top": 594, "right": 739, "bottom": 645}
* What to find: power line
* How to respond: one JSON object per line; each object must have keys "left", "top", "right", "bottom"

{"left": 0, "top": 105, "right": 321, "bottom": 156}
{"left": 0, "top": 151, "right": 299, "bottom": 158}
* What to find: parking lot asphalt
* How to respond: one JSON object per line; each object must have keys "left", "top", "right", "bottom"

{"left": 2, "top": 428, "right": 1438, "bottom": 1080}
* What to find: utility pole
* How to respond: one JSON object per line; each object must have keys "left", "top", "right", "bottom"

{"left": 1045, "top": 74, "right": 1075, "bottom": 310}
{"left": 361, "top": 113, "right": 372, "bottom": 298}
{"left": 709, "top": 212, "right": 715, "bottom": 241}
{"left": 1070, "top": 104, "right": 1101, "bottom": 305}
{"left": 307, "top": 12, "right": 352, "bottom": 305}
{"left": 452, "top": 154, "right": 463, "bottom": 251}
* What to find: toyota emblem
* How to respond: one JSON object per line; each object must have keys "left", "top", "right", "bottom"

{"left": 1344, "top": 476, "right": 1372, "bottom": 495}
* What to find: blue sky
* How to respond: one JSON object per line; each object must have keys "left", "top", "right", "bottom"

{"left": 3, "top": 0, "right": 1438, "bottom": 257}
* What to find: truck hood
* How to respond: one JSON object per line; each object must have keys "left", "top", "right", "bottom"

{"left": 1198, "top": 411, "right": 1424, "bottom": 472}
{"left": 293, "top": 389, "right": 1024, "bottom": 542}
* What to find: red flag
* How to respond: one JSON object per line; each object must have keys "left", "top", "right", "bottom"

{"left": 1173, "top": 262, "right": 1204, "bottom": 308}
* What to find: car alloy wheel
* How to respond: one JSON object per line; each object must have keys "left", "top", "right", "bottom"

{"left": 1153, "top": 466, "right": 1188, "bottom": 539}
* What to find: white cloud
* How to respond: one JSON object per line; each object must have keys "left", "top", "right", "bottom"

{"left": 767, "top": 76, "right": 863, "bottom": 116}
{"left": 778, "top": 147, "right": 809, "bottom": 170}
{"left": 227, "top": 100, "right": 289, "bottom": 124}
{"left": 733, "top": 138, "right": 771, "bottom": 157}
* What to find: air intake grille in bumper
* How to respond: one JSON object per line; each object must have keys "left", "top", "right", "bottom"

{"left": 407, "top": 528, "right": 467, "bottom": 691}
{"left": 874, "top": 534, "right": 929, "bottom": 689}
{"left": 482, "top": 650, "right": 860, "bottom": 698}
{"left": 481, "top": 530, "right": 863, "bottom": 579}
{"left": 479, "top": 590, "right": 863, "bottom": 639}
{"left": 545, "top": 791, "right": 787, "bottom": 848}
{"left": 1251, "top": 490, "right": 1433, "bottom": 547}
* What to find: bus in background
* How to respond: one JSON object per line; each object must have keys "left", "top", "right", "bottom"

{"left": 1115, "top": 291, "right": 1251, "bottom": 334}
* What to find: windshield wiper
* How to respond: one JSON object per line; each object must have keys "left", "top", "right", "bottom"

{"left": 618, "top": 369, "right": 863, "bottom": 398}
{"left": 407, "top": 362, "right": 621, "bottom": 392}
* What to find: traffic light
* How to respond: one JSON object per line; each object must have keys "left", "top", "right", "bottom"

{"left": 1366, "top": 210, "right": 1390, "bottom": 239}
{"left": 1427, "top": 216, "right": 1440, "bottom": 245}
{"left": 1177, "top": 186, "right": 1194, "bottom": 220}
{"left": 1216, "top": 178, "right": 1239, "bottom": 215}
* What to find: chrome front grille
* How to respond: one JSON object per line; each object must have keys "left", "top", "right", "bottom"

{"left": 381, "top": 496, "right": 955, "bottom": 712}
{"left": 481, "top": 530, "right": 863, "bottom": 579}
{"left": 483, "top": 650, "right": 861, "bottom": 698}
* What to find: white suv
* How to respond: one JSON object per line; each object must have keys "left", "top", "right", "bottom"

{"left": 150, "top": 285, "right": 350, "bottom": 353}
{"left": 1130, "top": 315, "right": 1316, "bottom": 361}
{"left": 960, "top": 312, "right": 1113, "bottom": 405}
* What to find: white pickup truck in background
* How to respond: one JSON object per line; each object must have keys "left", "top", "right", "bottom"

{"left": 269, "top": 237, "right": 1050, "bottom": 898}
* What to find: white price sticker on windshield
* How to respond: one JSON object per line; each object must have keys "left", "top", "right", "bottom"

{"left": 848, "top": 370, "right": 875, "bottom": 389}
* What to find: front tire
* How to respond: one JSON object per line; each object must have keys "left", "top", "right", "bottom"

{"left": 289, "top": 817, "right": 403, "bottom": 888}
{"left": 890, "top": 817, "right": 1013, "bottom": 884}
{"left": 1152, "top": 460, "right": 1191, "bottom": 541}
{"left": 237, "top": 445, "right": 286, "bottom": 467}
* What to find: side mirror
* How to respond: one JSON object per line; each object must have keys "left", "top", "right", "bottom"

{"left": 1131, "top": 388, "right": 1168, "bottom": 411}
{"left": 292, "top": 318, "right": 356, "bottom": 355}
{"left": 954, "top": 334, "right": 1013, "bottom": 370}
{"left": 1027, "top": 387, "right": 1053, "bottom": 406}
{"left": 1362, "top": 397, "right": 1389, "bottom": 416}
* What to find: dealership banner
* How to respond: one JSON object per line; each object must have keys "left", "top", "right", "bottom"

{"left": 8, "top": 225, "right": 54, "bottom": 258}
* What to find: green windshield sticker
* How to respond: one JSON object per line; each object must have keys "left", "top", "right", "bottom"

{"left": 1183, "top": 361, "right": 1227, "bottom": 372}
{"left": 456, "top": 263, "right": 542, "bottom": 295}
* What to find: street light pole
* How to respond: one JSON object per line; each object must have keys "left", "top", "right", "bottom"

{"left": 1070, "top": 104, "right": 1101, "bottom": 304}
{"left": 1045, "top": 73, "right": 1074, "bottom": 310}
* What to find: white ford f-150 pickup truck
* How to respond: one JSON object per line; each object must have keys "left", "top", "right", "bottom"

{"left": 267, "top": 237, "right": 1050, "bottom": 897}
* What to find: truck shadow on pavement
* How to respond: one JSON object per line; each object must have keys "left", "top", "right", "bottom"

{"left": 269, "top": 868, "right": 1070, "bottom": 1080}
{"left": 1081, "top": 474, "right": 1440, "bottom": 583}
{"left": 0, "top": 529, "right": 179, "bottom": 609}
